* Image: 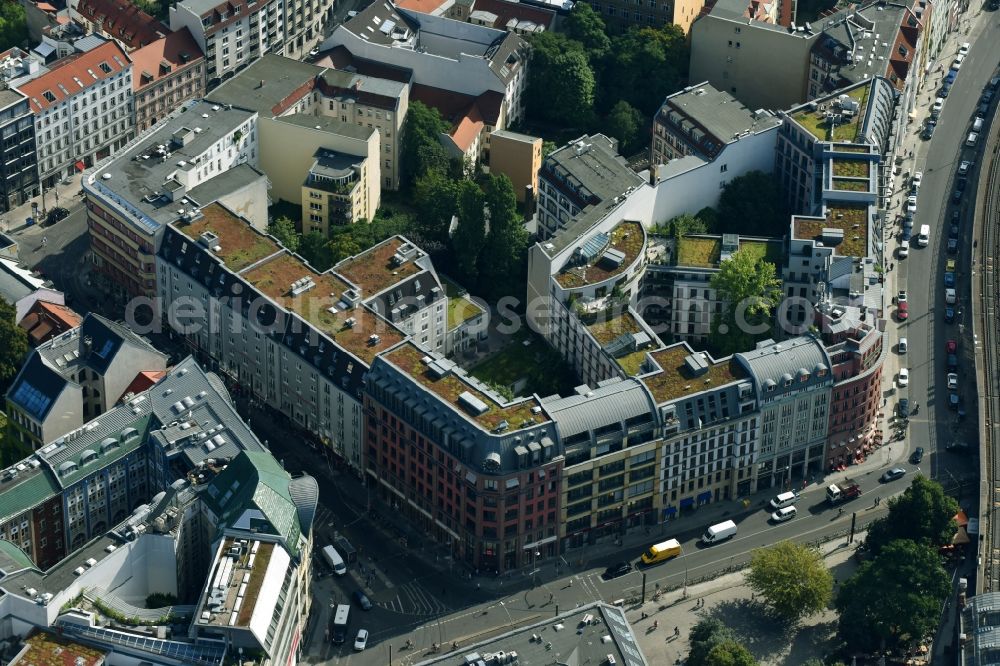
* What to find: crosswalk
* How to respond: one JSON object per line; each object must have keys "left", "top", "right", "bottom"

{"left": 378, "top": 581, "right": 451, "bottom": 616}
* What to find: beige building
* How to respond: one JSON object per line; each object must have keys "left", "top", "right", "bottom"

{"left": 130, "top": 28, "right": 206, "bottom": 132}
{"left": 301, "top": 148, "right": 375, "bottom": 234}
{"left": 488, "top": 129, "right": 541, "bottom": 203}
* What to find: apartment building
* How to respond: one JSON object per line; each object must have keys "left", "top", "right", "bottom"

{"left": 409, "top": 83, "right": 506, "bottom": 170}
{"left": 322, "top": 4, "right": 529, "bottom": 126}
{"left": 0, "top": 89, "right": 40, "bottom": 214}
{"left": 5, "top": 314, "right": 168, "bottom": 451}
{"left": 17, "top": 41, "right": 134, "bottom": 187}
{"left": 74, "top": 0, "right": 168, "bottom": 51}
{"left": 396, "top": 0, "right": 557, "bottom": 35}
{"left": 155, "top": 202, "right": 413, "bottom": 475}
{"left": 130, "top": 29, "right": 207, "bottom": 132}
{"left": 0, "top": 356, "right": 265, "bottom": 570}
{"left": 207, "top": 53, "right": 402, "bottom": 193}
{"left": 487, "top": 129, "right": 541, "bottom": 203}
{"left": 650, "top": 82, "right": 780, "bottom": 166}
{"left": 169, "top": 0, "right": 285, "bottom": 89}
{"left": 300, "top": 149, "right": 373, "bottom": 233}
{"left": 18, "top": 299, "right": 82, "bottom": 346}
{"left": 584, "top": 0, "right": 706, "bottom": 34}
{"left": 83, "top": 99, "right": 263, "bottom": 298}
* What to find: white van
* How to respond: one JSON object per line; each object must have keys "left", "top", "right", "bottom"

{"left": 973, "top": 116, "right": 984, "bottom": 133}
{"left": 966, "top": 132, "right": 979, "bottom": 147}
{"left": 701, "top": 520, "right": 737, "bottom": 545}
{"left": 768, "top": 491, "right": 798, "bottom": 511}
{"left": 322, "top": 545, "right": 347, "bottom": 575}
{"left": 771, "top": 506, "right": 797, "bottom": 523}
{"left": 917, "top": 224, "right": 930, "bottom": 247}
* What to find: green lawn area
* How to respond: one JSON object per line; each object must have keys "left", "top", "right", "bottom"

{"left": 469, "top": 330, "right": 578, "bottom": 398}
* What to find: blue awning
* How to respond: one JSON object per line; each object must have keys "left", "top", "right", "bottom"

{"left": 680, "top": 497, "right": 695, "bottom": 508}
{"left": 697, "top": 491, "right": 712, "bottom": 502}
{"left": 663, "top": 507, "right": 677, "bottom": 517}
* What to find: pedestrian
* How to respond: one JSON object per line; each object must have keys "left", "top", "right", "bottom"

{"left": 674, "top": 626, "right": 680, "bottom": 637}
{"left": 476, "top": 583, "right": 480, "bottom": 591}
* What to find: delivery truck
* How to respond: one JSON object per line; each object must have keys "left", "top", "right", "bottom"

{"left": 826, "top": 479, "right": 862, "bottom": 505}
{"left": 640, "top": 539, "right": 682, "bottom": 565}
{"left": 700, "top": 520, "right": 737, "bottom": 545}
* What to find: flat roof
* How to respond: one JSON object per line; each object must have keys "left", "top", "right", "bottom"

{"left": 555, "top": 221, "right": 645, "bottom": 288}
{"left": 196, "top": 537, "right": 287, "bottom": 631}
{"left": 11, "top": 631, "right": 107, "bottom": 666}
{"left": 642, "top": 345, "right": 747, "bottom": 404}
{"left": 792, "top": 203, "right": 870, "bottom": 259}
{"left": 676, "top": 235, "right": 784, "bottom": 269}
{"left": 789, "top": 81, "right": 872, "bottom": 142}
{"left": 176, "top": 202, "right": 280, "bottom": 272}
{"left": 334, "top": 236, "right": 423, "bottom": 296}
{"left": 543, "top": 135, "right": 643, "bottom": 209}
{"left": 661, "top": 83, "right": 780, "bottom": 147}
{"left": 275, "top": 113, "right": 376, "bottom": 141}
{"left": 206, "top": 54, "right": 322, "bottom": 114}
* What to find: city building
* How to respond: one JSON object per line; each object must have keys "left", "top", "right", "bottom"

{"left": 441, "top": 277, "right": 487, "bottom": 356}
{"left": 396, "top": 0, "right": 557, "bottom": 35}
{"left": 17, "top": 40, "right": 134, "bottom": 187}
{"left": 0, "top": 89, "right": 40, "bottom": 214}
{"left": 0, "top": 48, "right": 48, "bottom": 88}
{"left": 18, "top": 298, "right": 82, "bottom": 346}
{"left": 155, "top": 202, "right": 415, "bottom": 475}
{"left": 5, "top": 313, "right": 168, "bottom": 450}
{"left": 83, "top": 99, "right": 263, "bottom": 298}
{"left": 321, "top": 4, "right": 529, "bottom": 127}
{"left": 168, "top": 0, "right": 285, "bottom": 89}
{"left": 535, "top": 134, "right": 644, "bottom": 239}
{"left": 74, "top": 0, "right": 169, "bottom": 51}
{"left": 584, "top": 0, "right": 706, "bottom": 35}
{"left": 488, "top": 129, "right": 542, "bottom": 203}
{"left": 650, "top": 82, "right": 780, "bottom": 167}
{"left": 130, "top": 29, "right": 207, "bottom": 132}
{"left": 207, "top": 53, "right": 401, "bottom": 194}
{"left": 300, "top": 148, "right": 375, "bottom": 234}
{"left": 8, "top": 631, "right": 107, "bottom": 666}
{"left": 409, "top": 83, "right": 505, "bottom": 169}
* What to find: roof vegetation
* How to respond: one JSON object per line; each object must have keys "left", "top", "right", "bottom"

{"left": 641, "top": 345, "right": 747, "bottom": 404}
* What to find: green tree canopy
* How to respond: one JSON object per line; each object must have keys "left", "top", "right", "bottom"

{"left": 716, "top": 171, "right": 791, "bottom": 237}
{"left": 657, "top": 212, "right": 708, "bottom": 237}
{"left": 746, "top": 541, "right": 833, "bottom": 622}
{"left": 708, "top": 249, "right": 782, "bottom": 355}
{"left": 452, "top": 180, "right": 487, "bottom": 284}
{"left": 0, "top": 300, "right": 28, "bottom": 390}
{"left": 0, "top": 2, "right": 29, "bottom": 50}
{"left": 864, "top": 476, "right": 959, "bottom": 557}
{"left": 705, "top": 640, "right": 758, "bottom": 666}
{"left": 401, "top": 101, "right": 450, "bottom": 187}
{"left": 525, "top": 32, "right": 595, "bottom": 127}
{"left": 836, "top": 540, "right": 950, "bottom": 652}
{"left": 600, "top": 25, "right": 688, "bottom": 116}
{"left": 605, "top": 100, "right": 645, "bottom": 155}
{"left": 413, "top": 169, "right": 460, "bottom": 244}
{"left": 563, "top": 2, "right": 610, "bottom": 59}
{"left": 267, "top": 216, "right": 300, "bottom": 252}
{"left": 688, "top": 618, "right": 735, "bottom": 666}
{"left": 478, "top": 174, "right": 528, "bottom": 301}
{"left": 298, "top": 232, "right": 335, "bottom": 271}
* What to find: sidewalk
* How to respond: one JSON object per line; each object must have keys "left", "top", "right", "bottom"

{"left": 2, "top": 171, "right": 84, "bottom": 234}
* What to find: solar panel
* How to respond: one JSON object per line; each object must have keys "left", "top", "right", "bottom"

{"left": 11, "top": 381, "right": 53, "bottom": 419}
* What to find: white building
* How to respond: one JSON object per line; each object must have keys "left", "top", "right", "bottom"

{"left": 16, "top": 41, "right": 134, "bottom": 187}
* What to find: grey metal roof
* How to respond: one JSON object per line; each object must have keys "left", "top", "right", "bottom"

{"left": 0, "top": 258, "right": 42, "bottom": 303}
{"left": 736, "top": 336, "right": 833, "bottom": 398}
{"left": 288, "top": 474, "right": 319, "bottom": 535}
{"left": 542, "top": 378, "right": 655, "bottom": 439}
{"left": 660, "top": 83, "right": 781, "bottom": 149}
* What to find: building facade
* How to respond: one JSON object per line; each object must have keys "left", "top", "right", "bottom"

{"left": 0, "top": 89, "right": 40, "bottom": 214}
{"left": 488, "top": 129, "right": 541, "bottom": 203}
{"left": 130, "top": 29, "right": 206, "bottom": 132}
{"left": 74, "top": 0, "right": 168, "bottom": 51}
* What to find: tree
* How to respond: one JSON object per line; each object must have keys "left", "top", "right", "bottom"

{"left": 298, "top": 232, "right": 335, "bottom": 271}
{"left": 708, "top": 249, "right": 782, "bottom": 355}
{"left": 0, "top": 300, "right": 28, "bottom": 390}
{"left": 267, "top": 216, "right": 300, "bottom": 252}
{"left": 864, "top": 476, "right": 959, "bottom": 557}
{"left": 478, "top": 174, "right": 528, "bottom": 301}
{"left": 326, "top": 232, "right": 363, "bottom": 266}
{"left": 836, "top": 540, "right": 949, "bottom": 652}
{"left": 705, "top": 641, "right": 758, "bottom": 666}
{"left": 563, "top": 2, "right": 610, "bottom": 59}
{"left": 413, "top": 169, "right": 460, "bottom": 244}
{"left": 0, "top": 2, "right": 29, "bottom": 50}
{"left": 525, "top": 32, "right": 595, "bottom": 127}
{"left": 605, "top": 100, "right": 645, "bottom": 155}
{"left": 688, "top": 618, "right": 735, "bottom": 666}
{"left": 401, "top": 101, "right": 450, "bottom": 187}
{"left": 716, "top": 171, "right": 791, "bottom": 237}
{"left": 451, "top": 180, "right": 487, "bottom": 283}
{"left": 664, "top": 212, "right": 708, "bottom": 237}
{"left": 600, "top": 25, "right": 688, "bottom": 116}
{"left": 696, "top": 206, "right": 719, "bottom": 231}
{"left": 746, "top": 541, "right": 833, "bottom": 622}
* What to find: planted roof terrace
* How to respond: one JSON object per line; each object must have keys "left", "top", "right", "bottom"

{"left": 176, "top": 203, "right": 280, "bottom": 272}
{"left": 792, "top": 204, "right": 870, "bottom": 259}
{"left": 334, "top": 236, "right": 423, "bottom": 296}
{"left": 555, "top": 221, "right": 645, "bottom": 288}
{"left": 641, "top": 344, "right": 746, "bottom": 404}
{"left": 789, "top": 82, "right": 871, "bottom": 142}
{"left": 675, "top": 235, "right": 784, "bottom": 269}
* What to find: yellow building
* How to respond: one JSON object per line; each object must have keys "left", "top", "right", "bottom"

{"left": 302, "top": 149, "right": 372, "bottom": 234}
{"left": 488, "top": 129, "right": 541, "bottom": 203}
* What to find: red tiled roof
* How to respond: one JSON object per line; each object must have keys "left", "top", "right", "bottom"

{"left": 395, "top": 0, "right": 447, "bottom": 12}
{"left": 130, "top": 28, "right": 204, "bottom": 92}
{"left": 117, "top": 370, "right": 166, "bottom": 403}
{"left": 18, "top": 300, "right": 83, "bottom": 345}
{"left": 77, "top": 0, "right": 168, "bottom": 50}
{"left": 36, "top": 300, "right": 83, "bottom": 328}
{"left": 19, "top": 41, "right": 131, "bottom": 113}
{"left": 36, "top": 2, "right": 57, "bottom": 12}
{"left": 411, "top": 83, "right": 503, "bottom": 151}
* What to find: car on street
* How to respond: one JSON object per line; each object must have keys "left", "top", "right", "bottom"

{"left": 770, "top": 506, "right": 797, "bottom": 523}
{"left": 911, "top": 171, "right": 923, "bottom": 189}
{"left": 940, "top": 85, "right": 951, "bottom": 98}
{"left": 353, "top": 590, "right": 373, "bottom": 611}
{"left": 44, "top": 207, "right": 69, "bottom": 226}
{"left": 906, "top": 196, "right": 917, "bottom": 215}
{"left": 957, "top": 178, "right": 967, "bottom": 192}
{"left": 947, "top": 237, "right": 959, "bottom": 253}
{"left": 952, "top": 189, "right": 963, "bottom": 204}
{"left": 603, "top": 561, "right": 633, "bottom": 580}
{"left": 945, "top": 288, "right": 957, "bottom": 304}
{"left": 947, "top": 258, "right": 957, "bottom": 272}
{"left": 945, "top": 306, "right": 956, "bottom": 323}
{"left": 899, "top": 244, "right": 910, "bottom": 258}
{"left": 946, "top": 339, "right": 957, "bottom": 354}
{"left": 898, "top": 337, "right": 908, "bottom": 353}
{"left": 896, "top": 301, "right": 908, "bottom": 321}
{"left": 984, "top": 91, "right": 995, "bottom": 105}
{"left": 949, "top": 221, "right": 959, "bottom": 239}
{"left": 949, "top": 392, "right": 961, "bottom": 410}
{"left": 897, "top": 290, "right": 907, "bottom": 304}
{"left": 981, "top": 101, "right": 992, "bottom": 116}
{"left": 959, "top": 42, "right": 970, "bottom": 55}
{"left": 932, "top": 98, "right": 944, "bottom": 116}
{"left": 945, "top": 272, "right": 955, "bottom": 287}
{"left": 354, "top": 629, "right": 368, "bottom": 651}
{"left": 947, "top": 353, "right": 959, "bottom": 372}
{"left": 947, "top": 373, "right": 959, "bottom": 390}
{"left": 911, "top": 447, "right": 924, "bottom": 464}
{"left": 922, "top": 121, "right": 936, "bottom": 139}
{"left": 898, "top": 368, "right": 909, "bottom": 387}
{"left": 898, "top": 398, "right": 910, "bottom": 417}
{"left": 881, "top": 467, "right": 907, "bottom": 483}
{"left": 946, "top": 441, "right": 973, "bottom": 454}
{"left": 959, "top": 160, "right": 972, "bottom": 175}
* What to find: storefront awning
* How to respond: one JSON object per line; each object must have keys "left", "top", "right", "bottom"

{"left": 75, "top": 160, "right": 86, "bottom": 172}
{"left": 663, "top": 507, "right": 677, "bottom": 517}
{"left": 697, "top": 491, "right": 712, "bottom": 502}
{"left": 680, "top": 497, "right": 694, "bottom": 508}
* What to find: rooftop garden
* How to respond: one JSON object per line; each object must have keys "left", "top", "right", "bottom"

{"left": 586, "top": 310, "right": 643, "bottom": 345}
{"left": 555, "top": 221, "right": 645, "bottom": 289}
{"left": 832, "top": 178, "right": 869, "bottom": 192}
{"left": 442, "top": 277, "right": 484, "bottom": 329}
{"left": 831, "top": 159, "right": 870, "bottom": 178}
{"left": 469, "top": 329, "right": 578, "bottom": 398}
{"left": 179, "top": 204, "right": 280, "bottom": 272}
{"left": 334, "top": 237, "right": 421, "bottom": 295}
{"left": 791, "top": 83, "right": 871, "bottom": 142}
{"left": 20, "top": 631, "right": 106, "bottom": 666}
{"left": 676, "top": 236, "right": 721, "bottom": 268}
{"left": 793, "top": 204, "right": 869, "bottom": 258}
{"left": 642, "top": 345, "right": 747, "bottom": 404}
{"left": 237, "top": 541, "right": 274, "bottom": 626}
{"left": 388, "top": 343, "right": 545, "bottom": 430}
{"left": 831, "top": 144, "right": 870, "bottom": 153}
{"left": 737, "top": 240, "right": 784, "bottom": 267}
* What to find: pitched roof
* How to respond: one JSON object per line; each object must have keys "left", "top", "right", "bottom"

{"left": 76, "top": 0, "right": 168, "bottom": 50}
{"left": 117, "top": 369, "right": 166, "bottom": 403}
{"left": 0, "top": 539, "right": 35, "bottom": 573}
{"left": 130, "top": 28, "right": 204, "bottom": 92}
{"left": 464, "top": 0, "right": 556, "bottom": 29}
{"left": 18, "top": 41, "right": 131, "bottom": 113}
{"left": 6, "top": 353, "right": 68, "bottom": 422}
{"left": 410, "top": 84, "right": 502, "bottom": 151}
{"left": 19, "top": 300, "right": 82, "bottom": 345}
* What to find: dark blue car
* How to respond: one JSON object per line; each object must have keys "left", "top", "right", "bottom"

{"left": 945, "top": 272, "right": 955, "bottom": 287}
{"left": 945, "top": 306, "right": 956, "bottom": 323}
{"left": 948, "top": 238, "right": 959, "bottom": 253}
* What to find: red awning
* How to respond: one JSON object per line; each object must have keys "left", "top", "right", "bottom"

{"left": 75, "top": 160, "right": 85, "bottom": 172}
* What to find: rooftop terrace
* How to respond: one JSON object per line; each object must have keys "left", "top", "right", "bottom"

{"left": 586, "top": 310, "right": 650, "bottom": 376}
{"left": 555, "top": 221, "right": 645, "bottom": 288}
{"left": 198, "top": 537, "right": 276, "bottom": 629}
{"left": 790, "top": 83, "right": 871, "bottom": 143}
{"left": 242, "top": 253, "right": 404, "bottom": 364}
{"left": 442, "top": 278, "right": 484, "bottom": 329}
{"left": 642, "top": 345, "right": 746, "bottom": 404}
{"left": 792, "top": 204, "right": 870, "bottom": 259}
{"left": 675, "top": 236, "right": 783, "bottom": 269}
{"left": 14, "top": 631, "right": 107, "bottom": 666}
{"left": 176, "top": 203, "right": 280, "bottom": 272}
{"left": 385, "top": 342, "right": 545, "bottom": 430}
{"left": 334, "top": 237, "right": 422, "bottom": 296}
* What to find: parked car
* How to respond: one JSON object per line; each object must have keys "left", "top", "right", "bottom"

{"left": 945, "top": 306, "right": 956, "bottom": 323}
{"left": 353, "top": 590, "right": 373, "bottom": 611}
{"left": 947, "top": 238, "right": 959, "bottom": 254}
{"left": 901, "top": 225, "right": 913, "bottom": 242}
{"left": 354, "top": 629, "right": 368, "bottom": 651}
{"left": 44, "top": 207, "right": 69, "bottom": 226}
{"left": 906, "top": 196, "right": 917, "bottom": 215}
{"left": 952, "top": 54, "right": 965, "bottom": 70}
{"left": 958, "top": 160, "right": 971, "bottom": 175}
{"left": 899, "top": 244, "right": 910, "bottom": 258}
{"left": 922, "top": 121, "right": 937, "bottom": 139}
{"left": 983, "top": 90, "right": 995, "bottom": 105}
{"left": 980, "top": 101, "right": 992, "bottom": 116}
{"left": 897, "top": 301, "right": 909, "bottom": 320}
{"left": 947, "top": 373, "right": 959, "bottom": 390}
{"left": 947, "top": 258, "right": 957, "bottom": 272}
{"left": 945, "top": 288, "right": 957, "bottom": 304}
{"left": 910, "top": 447, "right": 924, "bottom": 464}
{"left": 957, "top": 178, "right": 968, "bottom": 192}
{"left": 898, "top": 337, "right": 908, "bottom": 353}
{"left": 911, "top": 171, "right": 923, "bottom": 189}
{"left": 898, "top": 368, "right": 909, "bottom": 387}
{"left": 603, "top": 561, "right": 633, "bottom": 580}
{"left": 897, "top": 290, "right": 907, "bottom": 304}
{"left": 881, "top": 467, "right": 906, "bottom": 482}
{"left": 940, "top": 85, "right": 951, "bottom": 98}
{"left": 945, "top": 272, "right": 956, "bottom": 287}
{"left": 932, "top": 98, "right": 945, "bottom": 116}
{"left": 959, "top": 42, "right": 970, "bottom": 55}
{"left": 949, "top": 392, "right": 961, "bottom": 410}
{"left": 946, "top": 339, "right": 957, "bottom": 354}
{"left": 952, "top": 189, "right": 963, "bottom": 204}
{"left": 947, "top": 353, "right": 959, "bottom": 372}
{"left": 949, "top": 222, "right": 959, "bottom": 239}
{"left": 898, "top": 398, "right": 910, "bottom": 417}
